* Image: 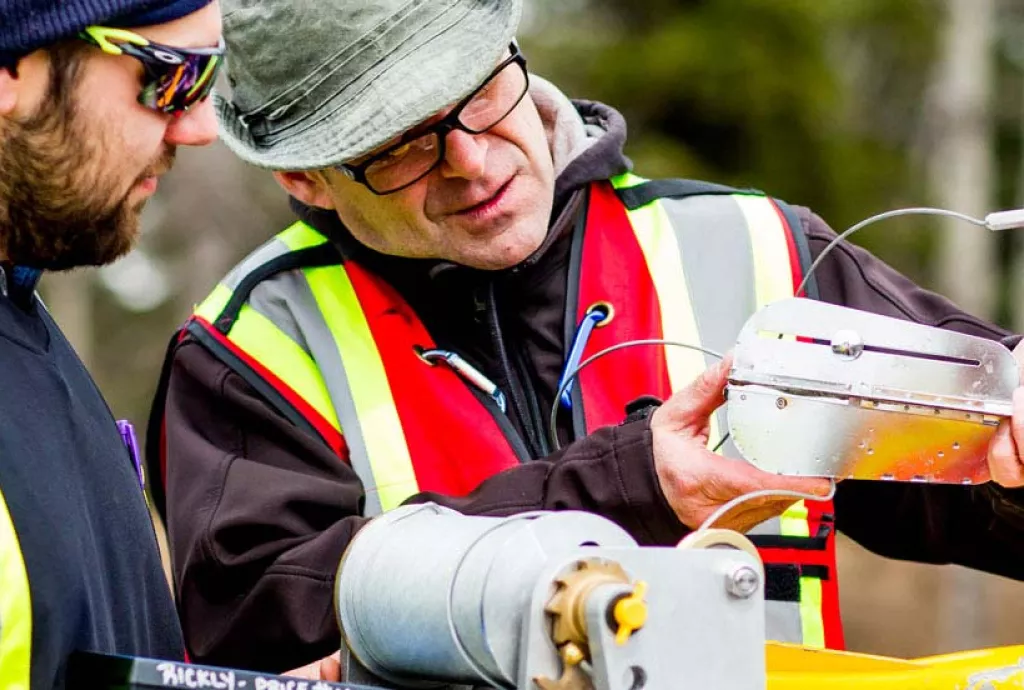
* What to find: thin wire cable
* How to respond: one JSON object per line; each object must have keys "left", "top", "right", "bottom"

{"left": 691, "top": 479, "right": 838, "bottom": 540}
{"left": 796, "top": 207, "right": 987, "bottom": 298}
{"left": 549, "top": 339, "right": 724, "bottom": 451}
{"left": 444, "top": 511, "right": 550, "bottom": 690}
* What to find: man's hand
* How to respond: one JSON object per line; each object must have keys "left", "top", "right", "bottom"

{"left": 986, "top": 340, "right": 1024, "bottom": 487}
{"left": 284, "top": 652, "right": 341, "bottom": 681}
{"left": 651, "top": 354, "right": 832, "bottom": 533}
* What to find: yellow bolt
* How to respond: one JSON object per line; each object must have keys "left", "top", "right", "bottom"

{"left": 613, "top": 581, "right": 648, "bottom": 646}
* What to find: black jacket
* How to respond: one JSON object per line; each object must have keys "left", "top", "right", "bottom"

{"left": 0, "top": 271, "right": 183, "bottom": 689}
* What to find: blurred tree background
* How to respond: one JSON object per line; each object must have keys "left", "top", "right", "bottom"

{"left": 40, "top": 0, "right": 1024, "bottom": 657}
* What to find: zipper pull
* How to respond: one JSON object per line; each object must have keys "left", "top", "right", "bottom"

{"left": 417, "top": 347, "right": 508, "bottom": 414}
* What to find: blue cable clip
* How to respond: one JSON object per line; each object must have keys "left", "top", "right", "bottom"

{"left": 558, "top": 306, "right": 611, "bottom": 409}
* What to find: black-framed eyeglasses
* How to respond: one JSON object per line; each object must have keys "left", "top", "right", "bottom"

{"left": 338, "top": 44, "right": 529, "bottom": 195}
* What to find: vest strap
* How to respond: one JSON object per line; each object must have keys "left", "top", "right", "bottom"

{"left": 613, "top": 178, "right": 764, "bottom": 210}
{"left": 748, "top": 522, "right": 831, "bottom": 550}
{"left": 215, "top": 243, "right": 342, "bottom": 334}
{"left": 774, "top": 201, "right": 821, "bottom": 300}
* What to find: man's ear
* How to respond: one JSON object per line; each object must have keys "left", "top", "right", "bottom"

{"left": 0, "top": 66, "right": 20, "bottom": 116}
{"left": 272, "top": 170, "right": 337, "bottom": 210}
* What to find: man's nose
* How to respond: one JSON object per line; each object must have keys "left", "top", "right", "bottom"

{"left": 439, "top": 129, "right": 488, "bottom": 180}
{"left": 164, "top": 97, "right": 218, "bottom": 147}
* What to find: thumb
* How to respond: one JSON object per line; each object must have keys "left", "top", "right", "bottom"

{"left": 661, "top": 354, "right": 733, "bottom": 429}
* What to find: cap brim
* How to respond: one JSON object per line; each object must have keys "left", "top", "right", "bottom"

{"left": 215, "top": 2, "right": 520, "bottom": 171}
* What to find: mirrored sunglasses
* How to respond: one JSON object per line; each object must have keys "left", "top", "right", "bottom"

{"left": 80, "top": 26, "right": 225, "bottom": 116}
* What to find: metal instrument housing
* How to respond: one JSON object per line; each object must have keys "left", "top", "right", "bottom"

{"left": 728, "top": 299, "right": 1019, "bottom": 483}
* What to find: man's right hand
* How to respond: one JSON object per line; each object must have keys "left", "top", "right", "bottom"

{"left": 651, "top": 354, "right": 832, "bottom": 534}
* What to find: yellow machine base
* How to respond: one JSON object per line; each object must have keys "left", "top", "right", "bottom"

{"left": 767, "top": 642, "right": 1024, "bottom": 689}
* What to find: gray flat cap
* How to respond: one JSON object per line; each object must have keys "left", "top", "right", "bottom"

{"left": 215, "top": 0, "right": 523, "bottom": 171}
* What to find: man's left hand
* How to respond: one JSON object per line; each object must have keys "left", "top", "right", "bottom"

{"left": 987, "top": 340, "right": 1024, "bottom": 487}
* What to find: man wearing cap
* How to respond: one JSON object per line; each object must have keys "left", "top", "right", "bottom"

{"left": 0, "top": 0, "right": 223, "bottom": 686}
{"left": 151, "top": 0, "right": 1024, "bottom": 673}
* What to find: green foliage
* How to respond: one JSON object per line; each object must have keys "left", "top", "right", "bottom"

{"left": 523, "top": 0, "right": 942, "bottom": 283}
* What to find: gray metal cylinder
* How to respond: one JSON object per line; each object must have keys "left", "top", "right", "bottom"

{"left": 335, "top": 503, "right": 635, "bottom": 688}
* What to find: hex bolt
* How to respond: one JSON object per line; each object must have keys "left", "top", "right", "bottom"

{"left": 725, "top": 565, "right": 760, "bottom": 599}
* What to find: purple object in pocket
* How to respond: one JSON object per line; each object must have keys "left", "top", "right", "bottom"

{"left": 116, "top": 420, "right": 145, "bottom": 490}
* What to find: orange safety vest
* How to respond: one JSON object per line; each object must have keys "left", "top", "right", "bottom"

{"left": 149, "top": 174, "right": 844, "bottom": 650}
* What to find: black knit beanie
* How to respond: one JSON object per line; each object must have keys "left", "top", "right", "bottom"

{"left": 0, "top": 0, "right": 214, "bottom": 69}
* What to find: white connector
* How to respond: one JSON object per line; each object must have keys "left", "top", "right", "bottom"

{"left": 984, "top": 209, "right": 1024, "bottom": 232}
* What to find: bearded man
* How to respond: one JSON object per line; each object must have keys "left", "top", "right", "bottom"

{"left": 0, "top": 0, "right": 221, "bottom": 686}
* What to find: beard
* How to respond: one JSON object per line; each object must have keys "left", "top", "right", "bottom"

{"left": 0, "top": 84, "right": 174, "bottom": 271}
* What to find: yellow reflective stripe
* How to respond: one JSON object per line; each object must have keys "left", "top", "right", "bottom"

{"left": 0, "top": 487, "right": 32, "bottom": 690}
{"left": 779, "top": 502, "right": 825, "bottom": 646}
{"left": 196, "top": 286, "right": 340, "bottom": 433}
{"left": 610, "top": 172, "right": 646, "bottom": 189}
{"left": 303, "top": 265, "right": 418, "bottom": 510}
{"left": 277, "top": 221, "right": 330, "bottom": 252}
{"left": 233, "top": 307, "right": 340, "bottom": 432}
{"left": 780, "top": 500, "right": 826, "bottom": 649}
{"left": 799, "top": 577, "right": 826, "bottom": 648}
{"left": 734, "top": 195, "right": 795, "bottom": 309}
{"left": 195, "top": 283, "right": 231, "bottom": 323}
{"left": 780, "top": 502, "right": 809, "bottom": 531}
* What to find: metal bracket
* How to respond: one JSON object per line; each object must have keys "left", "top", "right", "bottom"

{"left": 728, "top": 299, "right": 1019, "bottom": 483}
{"left": 519, "top": 547, "right": 765, "bottom": 690}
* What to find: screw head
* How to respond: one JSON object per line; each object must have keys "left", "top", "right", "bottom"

{"left": 726, "top": 565, "right": 760, "bottom": 599}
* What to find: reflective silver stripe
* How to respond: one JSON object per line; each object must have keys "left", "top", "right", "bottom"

{"left": 657, "top": 194, "right": 756, "bottom": 460}
{"left": 248, "top": 277, "right": 313, "bottom": 355}
{"left": 659, "top": 194, "right": 757, "bottom": 357}
{"left": 765, "top": 601, "right": 804, "bottom": 644}
{"left": 256, "top": 269, "right": 383, "bottom": 516}
{"left": 746, "top": 516, "right": 783, "bottom": 536}
{"left": 219, "top": 236, "right": 294, "bottom": 292}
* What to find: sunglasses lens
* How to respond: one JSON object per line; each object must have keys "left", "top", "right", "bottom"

{"left": 141, "top": 52, "right": 222, "bottom": 114}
